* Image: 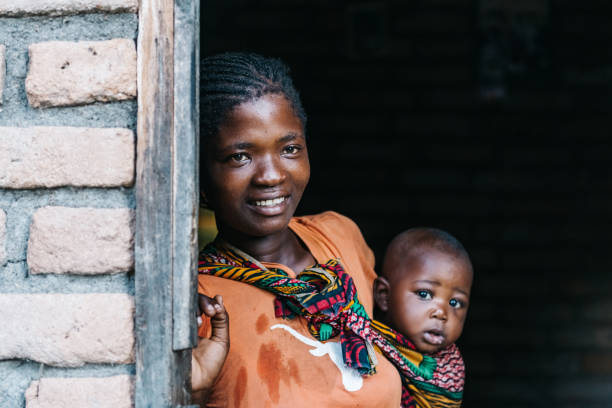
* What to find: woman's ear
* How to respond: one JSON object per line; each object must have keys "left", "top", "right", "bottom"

{"left": 373, "top": 276, "right": 390, "bottom": 313}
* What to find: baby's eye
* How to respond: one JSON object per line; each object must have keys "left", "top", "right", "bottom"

{"left": 449, "top": 298, "right": 464, "bottom": 309}
{"left": 282, "top": 145, "right": 301, "bottom": 155}
{"left": 416, "top": 290, "right": 432, "bottom": 300}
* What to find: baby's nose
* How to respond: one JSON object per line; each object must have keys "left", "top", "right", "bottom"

{"left": 431, "top": 304, "right": 448, "bottom": 321}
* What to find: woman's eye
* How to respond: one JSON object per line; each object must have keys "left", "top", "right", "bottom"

{"left": 449, "top": 298, "right": 463, "bottom": 309}
{"left": 282, "top": 145, "right": 301, "bottom": 155}
{"left": 416, "top": 290, "right": 432, "bottom": 300}
{"left": 229, "top": 153, "right": 249, "bottom": 163}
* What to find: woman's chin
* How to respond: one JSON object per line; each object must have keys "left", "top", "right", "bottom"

{"left": 219, "top": 214, "right": 294, "bottom": 240}
{"left": 248, "top": 217, "right": 293, "bottom": 237}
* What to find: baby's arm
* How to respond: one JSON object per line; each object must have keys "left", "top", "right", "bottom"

{"left": 191, "top": 294, "right": 229, "bottom": 401}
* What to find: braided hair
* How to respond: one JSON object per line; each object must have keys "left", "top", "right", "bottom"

{"left": 200, "top": 52, "right": 307, "bottom": 144}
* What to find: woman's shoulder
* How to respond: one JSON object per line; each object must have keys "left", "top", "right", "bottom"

{"left": 291, "top": 211, "right": 374, "bottom": 270}
{"left": 292, "top": 210, "right": 361, "bottom": 234}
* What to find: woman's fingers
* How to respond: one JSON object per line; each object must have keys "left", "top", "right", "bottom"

{"left": 196, "top": 293, "right": 229, "bottom": 348}
{"left": 192, "top": 294, "right": 230, "bottom": 395}
{"left": 209, "top": 295, "right": 229, "bottom": 344}
{"left": 198, "top": 293, "right": 222, "bottom": 317}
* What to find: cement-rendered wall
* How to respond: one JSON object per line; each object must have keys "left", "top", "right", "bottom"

{"left": 0, "top": 1, "right": 138, "bottom": 406}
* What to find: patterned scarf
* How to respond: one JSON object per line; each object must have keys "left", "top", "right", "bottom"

{"left": 198, "top": 240, "right": 464, "bottom": 408}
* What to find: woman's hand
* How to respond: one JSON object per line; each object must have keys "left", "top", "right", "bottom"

{"left": 191, "top": 294, "right": 229, "bottom": 399}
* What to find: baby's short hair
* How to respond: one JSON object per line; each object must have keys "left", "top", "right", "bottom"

{"left": 382, "top": 228, "right": 471, "bottom": 279}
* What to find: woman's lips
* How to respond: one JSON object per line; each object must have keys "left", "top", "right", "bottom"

{"left": 247, "top": 195, "right": 290, "bottom": 216}
{"left": 423, "top": 330, "right": 445, "bottom": 345}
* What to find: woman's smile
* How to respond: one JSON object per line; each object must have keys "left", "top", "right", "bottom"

{"left": 251, "top": 196, "right": 287, "bottom": 207}
{"left": 247, "top": 194, "right": 291, "bottom": 216}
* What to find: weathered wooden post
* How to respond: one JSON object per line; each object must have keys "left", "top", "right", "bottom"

{"left": 135, "top": 0, "right": 200, "bottom": 405}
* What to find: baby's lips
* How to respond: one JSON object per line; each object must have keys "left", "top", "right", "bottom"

{"left": 423, "top": 331, "right": 445, "bottom": 345}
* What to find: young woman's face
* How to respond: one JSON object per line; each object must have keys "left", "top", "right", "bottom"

{"left": 204, "top": 93, "right": 310, "bottom": 239}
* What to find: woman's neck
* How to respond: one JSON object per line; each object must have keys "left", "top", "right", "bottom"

{"left": 217, "top": 225, "right": 314, "bottom": 272}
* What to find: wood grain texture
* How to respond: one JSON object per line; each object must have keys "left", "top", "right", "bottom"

{"left": 173, "top": 0, "right": 199, "bottom": 352}
{"left": 135, "top": 0, "right": 197, "bottom": 405}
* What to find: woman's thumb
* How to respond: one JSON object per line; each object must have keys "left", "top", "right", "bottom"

{"left": 209, "top": 295, "right": 229, "bottom": 345}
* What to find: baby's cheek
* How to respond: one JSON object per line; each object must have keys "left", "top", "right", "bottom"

{"left": 447, "top": 319, "right": 465, "bottom": 343}
{"left": 399, "top": 311, "right": 425, "bottom": 338}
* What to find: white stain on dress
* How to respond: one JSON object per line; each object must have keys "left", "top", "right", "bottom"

{"left": 271, "top": 324, "right": 363, "bottom": 392}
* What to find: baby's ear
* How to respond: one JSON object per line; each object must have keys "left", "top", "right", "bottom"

{"left": 373, "top": 276, "right": 390, "bottom": 312}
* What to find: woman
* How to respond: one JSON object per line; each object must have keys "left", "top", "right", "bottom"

{"left": 191, "top": 53, "right": 459, "bottom": 408}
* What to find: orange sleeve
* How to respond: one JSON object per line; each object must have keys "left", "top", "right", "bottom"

{"left": 315, "top": 211, "right": 376, "bottom": 276}
{"left": 197, "top": 275, "right": 212, "bottom": 338}
{"left": 333, "top": 212, "right": 375, "bottom": 270}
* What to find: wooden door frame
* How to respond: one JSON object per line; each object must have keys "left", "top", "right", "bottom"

{"left": 135, "top": 0, "right": 200, "bottom": 406}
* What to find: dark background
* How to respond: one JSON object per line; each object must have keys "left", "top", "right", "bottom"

{"left": 202, "top": 1, "right": 612, "bottom": 406}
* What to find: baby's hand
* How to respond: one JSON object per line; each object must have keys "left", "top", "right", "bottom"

{"left": 191, "top": 294, "right": 229, "bottom": 397}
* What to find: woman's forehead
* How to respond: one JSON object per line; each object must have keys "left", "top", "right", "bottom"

{"left": 214, "top": 94, "right": 305, "bottom": 145}
{"left": 229, "top": 93, "right": 298, "bottom": 119}
{"left": 237, "top": 94, "right": 285, "bottom": 120}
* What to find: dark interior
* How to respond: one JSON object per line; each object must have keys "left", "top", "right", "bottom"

{"left": 202, "top": 1, "right": 612, "bottom": 406}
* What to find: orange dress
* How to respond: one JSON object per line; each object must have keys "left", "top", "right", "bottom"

{"left": 198, "top": 211, "right": 402, "bottom": 407}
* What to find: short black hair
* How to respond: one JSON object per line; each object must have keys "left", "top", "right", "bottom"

{"left": 382, "top": 227, "right": 472, "bottom": 279}
{"left": 200, "top": 52, "right": 306, "bottom": 144}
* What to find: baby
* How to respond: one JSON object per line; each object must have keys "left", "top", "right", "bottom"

{"left": 374, "top": 228, "right": 473, "bottom": 354}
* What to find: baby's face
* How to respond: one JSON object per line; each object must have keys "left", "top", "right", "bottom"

{"left": 385, "top": 250, "right": 472, "bottom": 354}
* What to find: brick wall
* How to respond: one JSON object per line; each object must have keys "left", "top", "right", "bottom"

{"left": 0, "top": 1, "right": 137, "bottom": 406}
{"left": 204, "top": 1, "right": 612, "bottom": 407}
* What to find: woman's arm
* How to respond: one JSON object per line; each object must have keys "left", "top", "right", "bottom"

{"left": 191, "top": 294, "right": 230, "bottom": 402}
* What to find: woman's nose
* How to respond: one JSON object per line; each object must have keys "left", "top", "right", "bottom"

{"left": 252, "top": 155, "right": 285, "bottom": 187}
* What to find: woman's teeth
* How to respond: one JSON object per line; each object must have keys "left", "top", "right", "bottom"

{"left": 254, "top": 197, "right": 286, "bottom": 207}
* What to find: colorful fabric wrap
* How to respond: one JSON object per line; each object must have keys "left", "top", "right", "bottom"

{"left": 198, "top": 240, "right": 465, "bottom": 408}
